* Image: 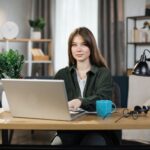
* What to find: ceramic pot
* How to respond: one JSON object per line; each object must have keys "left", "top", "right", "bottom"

{"left": 31, "top": 31, "right": 41, "bottom": 39}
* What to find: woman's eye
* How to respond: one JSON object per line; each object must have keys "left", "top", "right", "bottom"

{"left": 71, "top": 43, "right": 88, "bottom": 47}
{"left": 82, "top": 43, "right": 88, "bottom": 46}
{"left": 72, "top": 43, "right": 77, "bottom": 47}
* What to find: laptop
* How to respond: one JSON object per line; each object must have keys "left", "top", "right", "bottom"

{"left": 1, "top": 79, "right": 86, "bottom": 121}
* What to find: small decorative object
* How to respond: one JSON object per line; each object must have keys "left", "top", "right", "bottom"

{"left": 1, "top": 21, "right": 19, "bottom": 39}
{"left": 142, "top": 21, "right": 150, "bottom": 42}
{"left": 0, "top": 49, "right": 24, "bottom": 79}
{"left": 29, "top": 17, "right": 45, "bottom": 39}
{"left": 132, "top": 27, "right": 143, "bottom": 42}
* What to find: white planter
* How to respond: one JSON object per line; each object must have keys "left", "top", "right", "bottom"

{"left": 31, "top": 31, "right": 41, "bottom": 39}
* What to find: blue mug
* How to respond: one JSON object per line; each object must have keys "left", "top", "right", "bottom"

{"left": 96, "top": 100, "right": 116, "bottom": 118}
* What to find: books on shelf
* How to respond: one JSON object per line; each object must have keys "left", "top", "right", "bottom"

{"left": 131, "top": 28, "right": 150, "bottom": 43}
{"left": 31, "top": 48, "right": 49, "bottom": 61}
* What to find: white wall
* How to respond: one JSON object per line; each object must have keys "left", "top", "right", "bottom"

{"left": 0, "top": 0, "right": 31, "bottom": 39}
{"left": 0, "top": 0, "right": 32, "bottom": 53}
{"left": 54, "top": 0, "right": 98, "bottom": 73}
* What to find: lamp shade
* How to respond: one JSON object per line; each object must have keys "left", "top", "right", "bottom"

{"left": 132, "top": 61, "right": 149, "bottom": 76}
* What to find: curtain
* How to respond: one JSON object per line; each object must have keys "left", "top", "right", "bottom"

{"left": 31, "top": 0, "right": 54, "bottom": 76}
{"left": 98, "top": 0, "right": 125, "bottom": 75}
{"left": 54, "top": 0, "right": 98, "bottom": 73}
{"left": 33, "top": 0, "right": 52, "bottom": 39}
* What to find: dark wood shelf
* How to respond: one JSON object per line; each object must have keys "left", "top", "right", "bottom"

{"left": 127, "top": 16, "right": 150, "bottom": 20}
{"left": 127, "top": 42, "right": 150, "bottom": 45}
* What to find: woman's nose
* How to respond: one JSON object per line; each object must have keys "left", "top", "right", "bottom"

{"left": 76, "top": 45, "right": 82, "bottom": 51}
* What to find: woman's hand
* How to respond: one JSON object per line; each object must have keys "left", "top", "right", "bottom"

{"left": 68, "top": 99, "right": 82, "bottom": 111}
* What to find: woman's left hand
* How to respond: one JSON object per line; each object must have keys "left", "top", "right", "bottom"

{"left": 68, "top": 99, "right": 82, "bottom": 111}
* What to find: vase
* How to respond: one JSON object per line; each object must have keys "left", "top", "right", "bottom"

{"left": 31, "top": 31, "right": 41, "bottom": 39}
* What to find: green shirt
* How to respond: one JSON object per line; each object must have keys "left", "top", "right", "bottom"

{"left": 54, "top": 65, "right": 113, "bottom": 111}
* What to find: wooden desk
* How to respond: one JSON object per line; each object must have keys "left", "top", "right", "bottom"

{"left": 0, "top": 108, "right": 150, "bottom": 130}
{"left": 1, "top": 108, "right": 150, "bottom": 145}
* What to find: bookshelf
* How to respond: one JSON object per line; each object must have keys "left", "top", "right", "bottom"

{"left": 0, "top": 38, "right": 53, "bottom": 76}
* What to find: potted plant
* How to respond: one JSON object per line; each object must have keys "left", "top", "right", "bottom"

{"left": 29, "top": 17, "right": 45, "bottom": 39}
{"left": 0, "top": 49, "right": 24, "bottom": 79}
{"left": 0, "top": 49, "right": 24, "bottom": 111}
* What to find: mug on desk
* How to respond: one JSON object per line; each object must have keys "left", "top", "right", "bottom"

{"left": 96, "top": 100, "right": 116, "bottom": 118}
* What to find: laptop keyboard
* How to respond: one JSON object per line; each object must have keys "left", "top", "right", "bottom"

{"left": 69, "top": 109, "right": 85, "bottom": 118}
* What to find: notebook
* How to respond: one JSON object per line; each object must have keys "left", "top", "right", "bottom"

{"left": 1, "top": 79, "right": 86, "bottom": 121}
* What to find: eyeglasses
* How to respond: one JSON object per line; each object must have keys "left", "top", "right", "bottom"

{"left": 115, "top": 109, "right": 138, "bottom": 123}
{"left": 115, "top": 106, "right": 150, "bottom": 123}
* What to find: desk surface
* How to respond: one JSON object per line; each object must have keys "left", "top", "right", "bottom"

{"left": 0, "top": 108, "right": 150, "bottom": 130}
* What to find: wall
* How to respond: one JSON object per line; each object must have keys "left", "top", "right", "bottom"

{"left": 0, "top": 0, "right": 32, "bottom": 56}
{"left": 0, "top": 0, "right": 31, "bottom": 41}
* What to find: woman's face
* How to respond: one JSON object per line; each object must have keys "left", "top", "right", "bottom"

{"left": 71, "top": 35, "right": 90, "bottom": 63}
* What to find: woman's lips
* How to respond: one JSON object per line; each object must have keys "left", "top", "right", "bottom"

{"left": 76, "top": 54, "right": 83, "bottom": 57}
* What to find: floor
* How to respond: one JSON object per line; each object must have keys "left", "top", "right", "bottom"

{"left": 0, "top": 130, "right": 56, "bottom": 145}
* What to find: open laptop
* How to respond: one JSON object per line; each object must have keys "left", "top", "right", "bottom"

{"left": 1, "top": 79, "right": 86, "bottom": 121}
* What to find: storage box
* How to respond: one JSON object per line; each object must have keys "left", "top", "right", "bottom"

{"left": 32, "top": 55, "right": 49, "bottom": 61}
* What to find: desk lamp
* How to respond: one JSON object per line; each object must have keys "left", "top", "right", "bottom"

{"left": 132, "top": 49, "right": 150, "bottom": 76}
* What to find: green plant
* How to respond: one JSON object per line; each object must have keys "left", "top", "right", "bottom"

{"left": 0, "top": 49, "right": 24, "bottom": 78}
{"left": 29, "top": 17, "right": 45, "bottom": 31}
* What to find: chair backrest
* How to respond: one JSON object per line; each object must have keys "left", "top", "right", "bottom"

{"left": 112, "top": 76, "right": 129, "bottom": 107}
{"left": 112, "top": 81, "right": 121, "bottom": 107}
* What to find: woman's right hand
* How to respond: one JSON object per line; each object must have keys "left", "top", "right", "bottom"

{"left": 68, "top": 99, "right": 82, "bottom": 111}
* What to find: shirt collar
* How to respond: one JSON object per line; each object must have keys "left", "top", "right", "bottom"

{"left": 69, "top": 65, "right": 76, "bottom": 72}
{"left": 69, "top": 65, "right": 100, "bottom": 74}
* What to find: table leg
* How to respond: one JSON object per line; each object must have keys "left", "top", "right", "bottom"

{"left": 1, "top": 130, "right": 9, "bottom": 145}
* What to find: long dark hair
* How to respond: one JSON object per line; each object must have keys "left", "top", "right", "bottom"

{"left": 68, "top": 27, "right": 107, "bottom": 67}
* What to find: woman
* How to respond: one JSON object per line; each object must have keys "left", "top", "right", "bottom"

{"left": 54, "top": 27, "right": 114, "bottom": 145}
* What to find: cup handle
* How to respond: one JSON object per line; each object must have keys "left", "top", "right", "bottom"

{"left": 111, "top": 102, "right": 116, "bottom": 113}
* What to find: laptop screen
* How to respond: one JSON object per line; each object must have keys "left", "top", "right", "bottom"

{"left": 2, "top": 79, "right": 74, "bottom": 120}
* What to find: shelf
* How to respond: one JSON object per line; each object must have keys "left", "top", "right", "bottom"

{"left": 25, "top": 60, "right": 52, "bottom": 63}
{"left": 0, "top": 38, "right": 51, "bottom": 42}
{"left": 127, "top": 16, "right": 150, "bottom": 20}
{"left": 127, "top": 42, "right": 150, "bottom": 45}
{"left": 31, "top": 61, "right": 52, "bottom": 63}
{"left": 0, "top": 38, "right": 53, "bottom": 76}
